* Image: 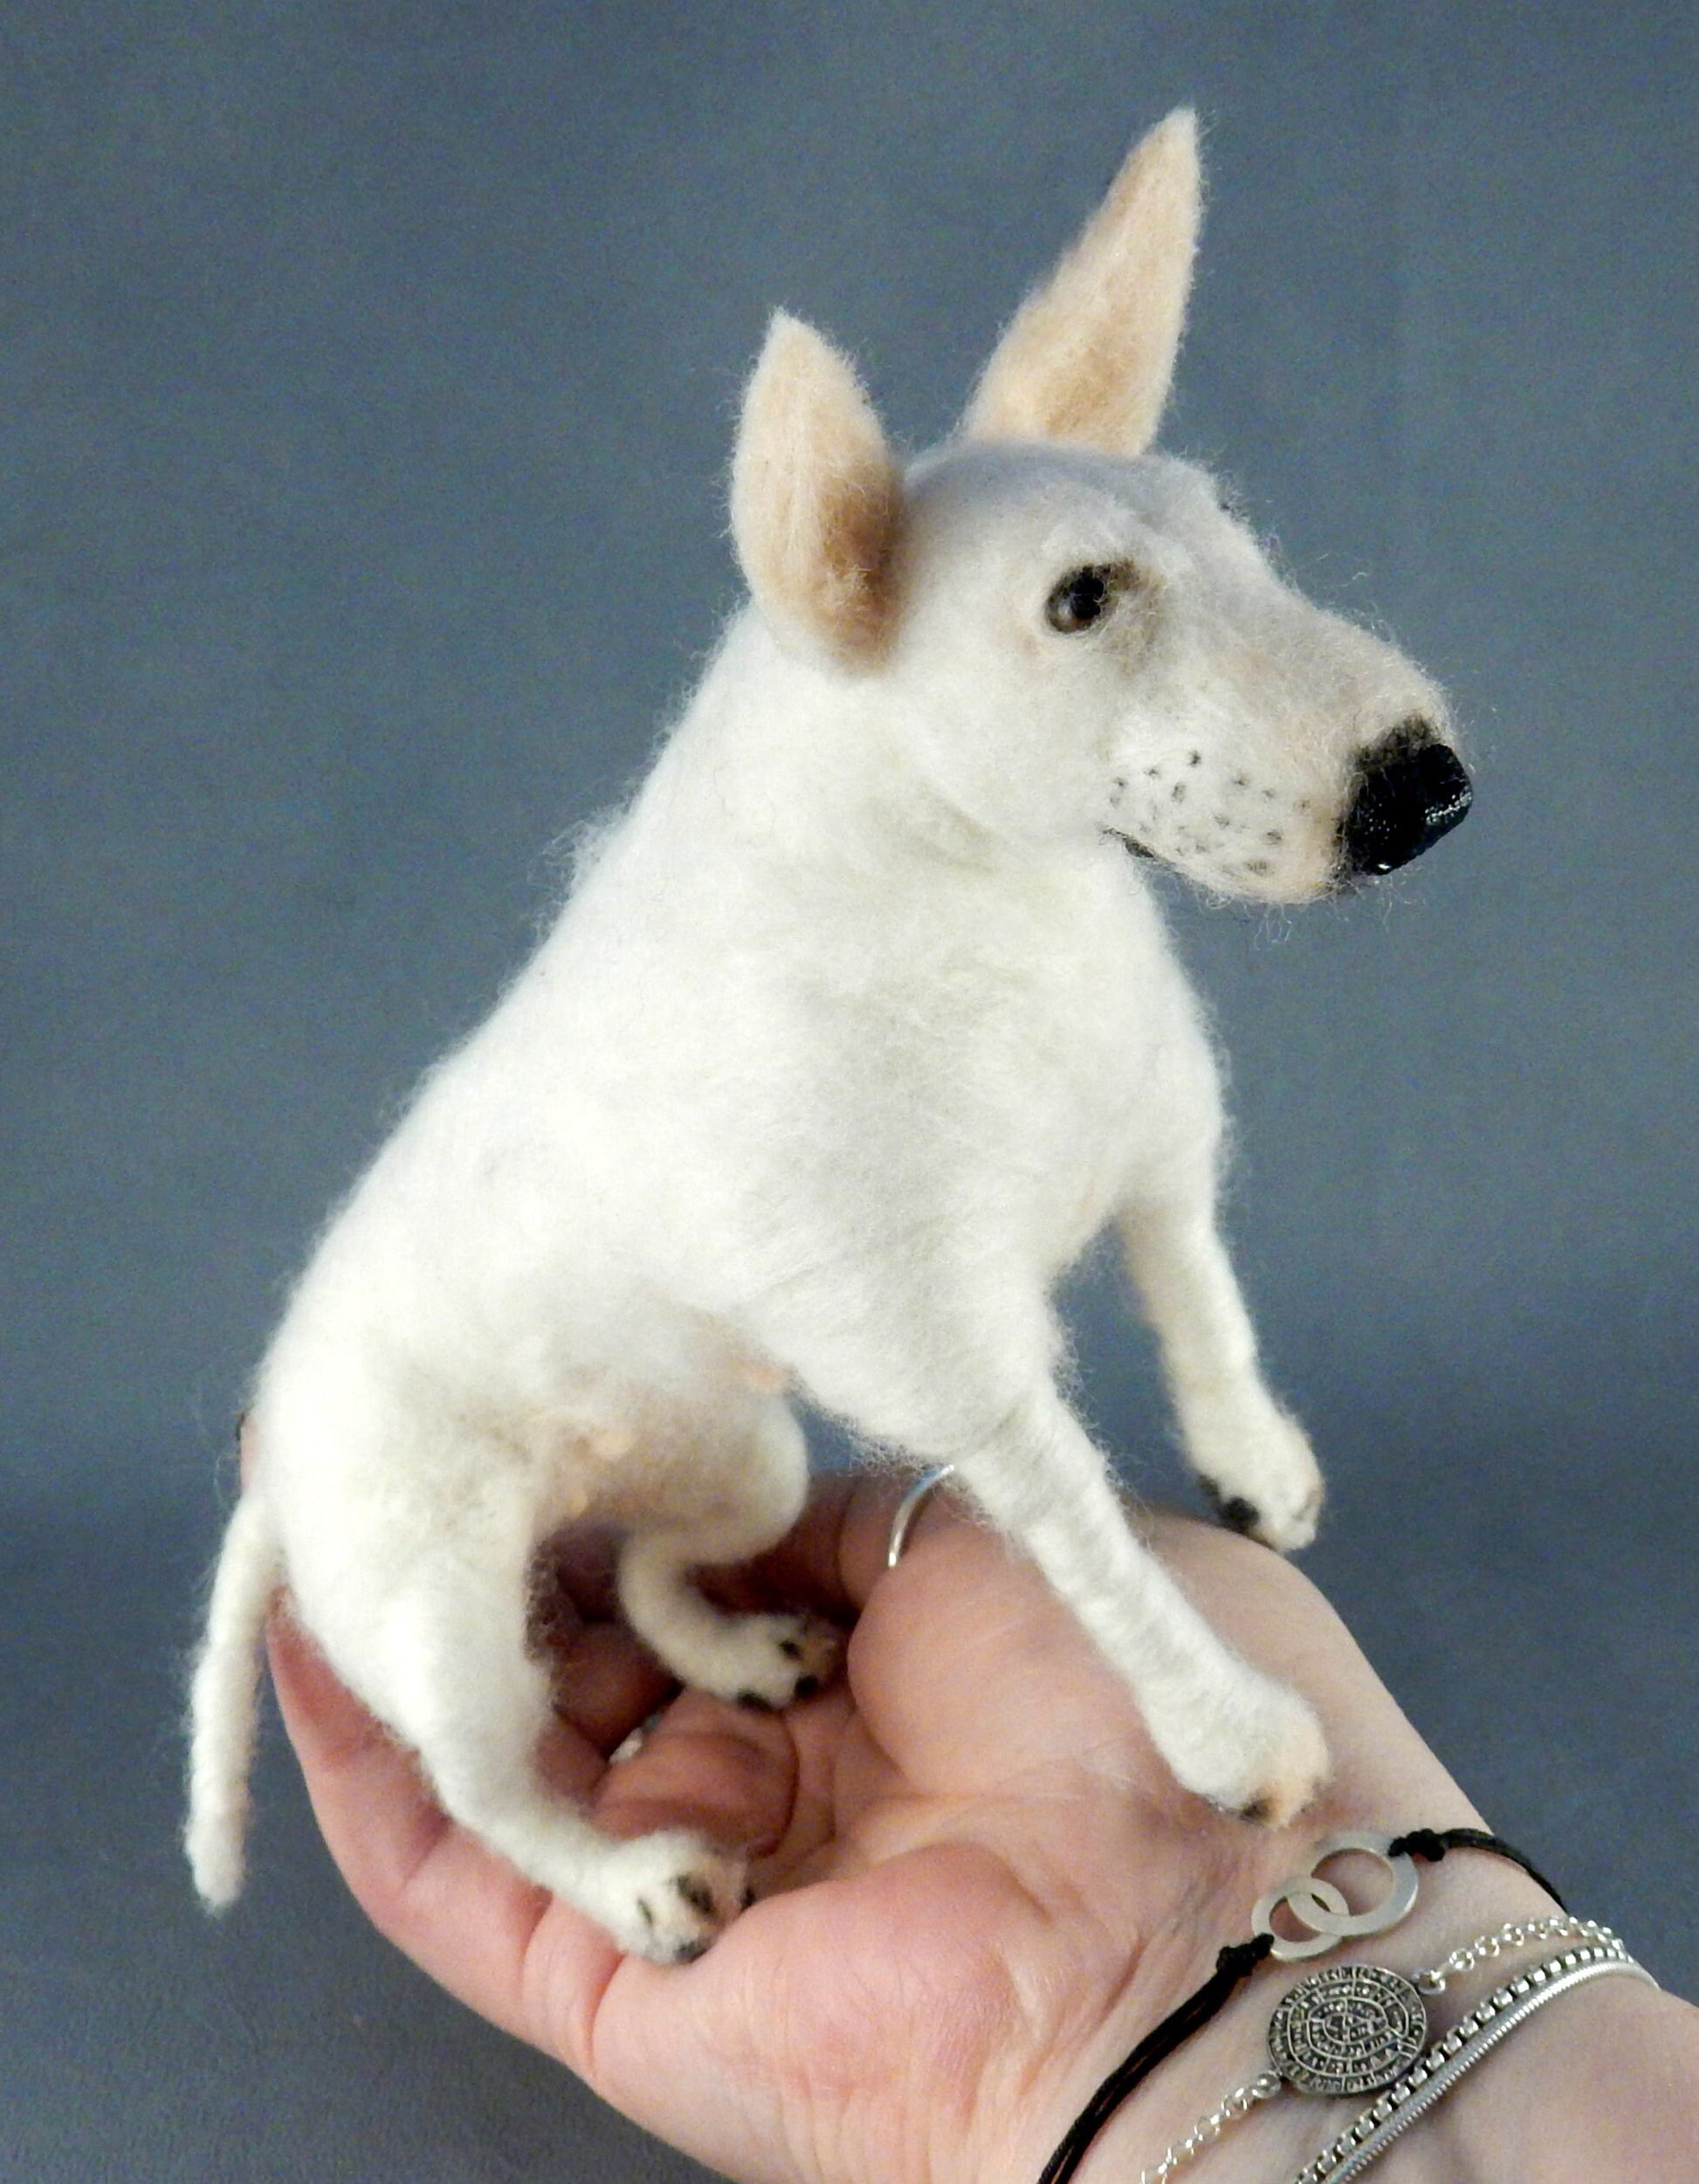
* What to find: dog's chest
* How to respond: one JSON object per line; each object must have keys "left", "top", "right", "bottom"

{"left": 815, "top": 855, "right": 1199, "bottom": 1251}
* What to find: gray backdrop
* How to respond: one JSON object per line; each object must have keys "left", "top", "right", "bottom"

{"left": 3, "top": 4, "right": 1695, "bottom": 2179}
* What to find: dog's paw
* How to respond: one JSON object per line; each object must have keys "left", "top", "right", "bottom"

{"left": 632, "top": 1597, "right": 843, "bottom": 1711}
{"left": 707, "top": 1611, "right": 843, "bottom": 1712}
{"left": 1156, "top": 1670, "right": 1331, "bottom": 1829}
{"left": 650, "top": 1616, "right": 834, "bottom": 1712}
{"left": 1222, "top": 1679, "right": 1331, "bottom": 1827}
{"left": 1183, "top": 1387, "right": 1324, "bottom": 1554}
{"left": 1200, "top": 1471, "right": 1322, "bottom": 1555}
{"left": 602, "top": 1833, "right": 749, "bottom": 1965}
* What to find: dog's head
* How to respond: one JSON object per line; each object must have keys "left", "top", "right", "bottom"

{"left": 729, "top": 111, "right": 1469, "bottom": 902}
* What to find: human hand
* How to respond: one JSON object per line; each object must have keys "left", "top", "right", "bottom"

{"left": 263, "top": 1472, "right": 1612, "bottom": 2184}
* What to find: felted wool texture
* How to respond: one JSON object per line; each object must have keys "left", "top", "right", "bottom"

{"left": 966, "top": 106, "right": 1201, "bottom": 456}
{"left": 187, "top": 111, "right": 1460, "bottom": 1962}
{"left": 730, "top": 312, "right": 904, "bottom": 666}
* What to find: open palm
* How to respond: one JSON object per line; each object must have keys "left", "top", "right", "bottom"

{"left": 268, "top": 1475, "right": 1494, "bottom": 2184}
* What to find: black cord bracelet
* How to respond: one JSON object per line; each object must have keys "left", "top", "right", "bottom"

{"left": 1035, "top": 1826, "right": 1564, "bottom": 2184}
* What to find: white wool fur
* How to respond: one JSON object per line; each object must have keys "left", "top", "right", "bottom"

{"left": 188, "top": 112, "right": 1452, "bottom": 1962}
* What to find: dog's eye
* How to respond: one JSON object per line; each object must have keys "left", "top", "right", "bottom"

{"left": 1045, "top": 566, "right": 1120, "bottom": 634}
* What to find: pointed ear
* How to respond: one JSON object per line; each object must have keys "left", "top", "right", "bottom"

{"left": 730, "top": 312, "right": 903, "bottom": 666}
{"left": 964, "top": 107, "right": 1201, "bottom": 457}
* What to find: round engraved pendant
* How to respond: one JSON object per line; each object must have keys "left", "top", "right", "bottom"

{"left": 1267, "top": 1965, "right": 1428, "bottom": 2097}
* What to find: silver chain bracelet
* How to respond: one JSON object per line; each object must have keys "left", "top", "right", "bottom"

{"left": 1135, "top": 1889, "right": 1633, "bottom": 2184}
{"left": 1288, "top": 1934, "right": 1652, "bottom": 2183}
{"left": 1036, "top": 1827, "right": 1587, "bottom": 2184}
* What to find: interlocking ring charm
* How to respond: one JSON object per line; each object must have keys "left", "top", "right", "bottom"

{"left": 1252, "top": 1830, "right": 1420, "bottom": 1963}
{"left": 1266, "top": 1964, "right": 1429, "bottom": 2096}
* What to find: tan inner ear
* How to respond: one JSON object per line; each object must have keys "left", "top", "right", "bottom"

{"left": 731, "top": 312, "right": 903, "bottom": 666}
{"left": 965, "top": 107, "right": 1201, "bottom": 458}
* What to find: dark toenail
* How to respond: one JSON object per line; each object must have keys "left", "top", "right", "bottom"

{"left": 1238, "top": 1796, "right": 1274, "bottom": 1824}
{"left": 778, "top": 1636, "right": 803, "bottom": 1660}
{"left": 672, "top": 1935, "right": 712, "bottom": 1964}
{"left": 736, "top": 1691, "right": 774, "bottom": 1712}
{"left": 675, "top": 1875, "right": 717, "bottom": 1918}
{"left": 636, "top": 1898, "right": 655, "bottom": 1928}
{"left": 794, "top": 1675, "right": 821, "bottom": 1700}
{"left": 1201, "top": 1480, "right": 1262, "bottom": 1536}
{"left": 740, "top": 1885, "right": 757, "bottom": 1910}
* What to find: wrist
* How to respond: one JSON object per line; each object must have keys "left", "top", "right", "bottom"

{"left": 1031, "top": 1837, "right": 1572, "bottom": 2184}
{"left": 1372, "top": 1973, "right": 1699, "bottom": 2184}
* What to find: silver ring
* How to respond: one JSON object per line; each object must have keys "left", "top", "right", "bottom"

{"left": 886, "top": 1465, "right": 957, "bottom": 1569}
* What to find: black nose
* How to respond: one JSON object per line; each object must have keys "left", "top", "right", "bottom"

{"left": 1338, "top": 722, "right": 1473, "bottom": 877}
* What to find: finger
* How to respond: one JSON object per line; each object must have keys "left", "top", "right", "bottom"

{"left": 544, "top": 1621, "right": 676, "bottom": 1755}
{"left": 750, "top": 1682, "right": 861, "bottom": 1886}
{"left": 591, "top": 1688, "right": 801, "bottom": 1857}
{"left": 733, "top": 1469, "right": 967, "bottom": 1618}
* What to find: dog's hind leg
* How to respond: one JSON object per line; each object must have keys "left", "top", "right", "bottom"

{"left": 616, "top": 1397, "right": 840, "bottom": 1708}
{"left": 359, "top": 1474, "right": 747, "bottom": 1963}
{"left": 1118, "top": 1176, "right": 1324, "bottom": 1552}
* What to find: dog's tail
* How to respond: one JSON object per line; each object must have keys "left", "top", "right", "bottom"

{"left": 184, "top": 1487, "right": 281, "bottom": 1909}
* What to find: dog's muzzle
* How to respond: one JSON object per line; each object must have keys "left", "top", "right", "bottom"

{"left": 1338, "top": 721, "right": 1473, "bottom": 879}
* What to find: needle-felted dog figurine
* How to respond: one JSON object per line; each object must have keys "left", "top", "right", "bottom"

{"left": 188, "top": 110, "right": 1471, "bottom": 1963}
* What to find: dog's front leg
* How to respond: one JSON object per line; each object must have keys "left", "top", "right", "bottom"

{"left": 757, "top": 1253, "right": 1324, "bottom": 1817}
{"left": 1118, "top": 1176, "right": 1324, "bottom": 1551}
{"left": 953, "top": 1385, "right": 1328, "bottom": 1822}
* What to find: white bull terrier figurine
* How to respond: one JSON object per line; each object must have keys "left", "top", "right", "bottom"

{"left": 188, "top": 109, "right": 1471, "bottom": 1963}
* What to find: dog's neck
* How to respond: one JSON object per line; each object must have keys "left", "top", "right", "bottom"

{"left": 643, "top": 611, "right": 1124, "bottom": 890}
